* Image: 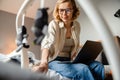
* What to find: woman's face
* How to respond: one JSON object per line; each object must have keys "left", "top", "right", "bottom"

{"left": 58, "top": 2, "right": 73, "bottom": 23}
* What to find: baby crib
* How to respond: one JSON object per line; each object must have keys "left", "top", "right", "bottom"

{"left": 15, "top": 0, "right": 120, "bottom": 80}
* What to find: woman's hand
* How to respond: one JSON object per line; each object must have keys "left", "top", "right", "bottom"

{"left": 32, "top": 62, "right": 48, "bottom": 73}
{"left": 32, "top": 48, "right": 49, "bottom": 73}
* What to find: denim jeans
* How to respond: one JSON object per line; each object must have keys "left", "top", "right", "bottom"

{"left": 48, "top": 57, "right": 105, "bottom": 80}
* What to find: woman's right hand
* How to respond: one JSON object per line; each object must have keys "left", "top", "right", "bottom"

{"left": 32, "top": 62, "right": 48, "bottom": 73}
{"left": 32, "top": 48, "right": 49, "bottom": 73}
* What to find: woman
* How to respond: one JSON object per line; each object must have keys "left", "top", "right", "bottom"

{"left": 32, "top": 0, "right": 105, "bottom": 80}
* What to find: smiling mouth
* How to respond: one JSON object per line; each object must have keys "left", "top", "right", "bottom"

{"left": 63, "top": 16, "right": 68, "bottom": 19}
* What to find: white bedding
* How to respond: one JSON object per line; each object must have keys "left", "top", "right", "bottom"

{"left": 47, "top": 69, "right": 71, "bottom": 80}
{"left": 0, "top": 52, "right": 71, "bottom": 80}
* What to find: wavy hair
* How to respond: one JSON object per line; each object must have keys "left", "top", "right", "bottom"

{"left": 53, "top": 0, "right": 80, "bottom": 21}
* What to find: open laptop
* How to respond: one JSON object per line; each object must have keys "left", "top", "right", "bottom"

{"left": 60, "top": 40, "right": 103, "bottom": 64}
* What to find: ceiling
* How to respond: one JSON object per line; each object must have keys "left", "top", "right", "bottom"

{"left": 0, "top": 0, "right": 57, "bottom": 19}
{"left": 0, "top": 0, "right": 102, "bottom": 19}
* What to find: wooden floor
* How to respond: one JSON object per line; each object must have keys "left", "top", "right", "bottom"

{"left": 105, "top": 74, "right": 113, "bottom": 80}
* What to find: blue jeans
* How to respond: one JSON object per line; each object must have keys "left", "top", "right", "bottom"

{"left": 48, "top": 57, "right": 105, "bottom": 80}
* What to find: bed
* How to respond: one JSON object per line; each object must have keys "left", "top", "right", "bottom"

{"left": 0, "top": 51, "right": 71, "bottom": 80}
{"left": 0, "top": 0, "right": 119, "bottom": 80}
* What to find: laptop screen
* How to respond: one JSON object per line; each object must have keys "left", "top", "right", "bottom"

{"left": 73, "top": 40, "right": 103, "bottom": 64}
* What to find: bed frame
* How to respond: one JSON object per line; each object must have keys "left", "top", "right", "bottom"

{"left": 15, "top": 0, "right": 120, "bottom": 80}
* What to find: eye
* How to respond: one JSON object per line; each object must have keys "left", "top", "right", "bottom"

{"left": 59, "top": 8, "right": 73, "bottom": 14}
{"left": 59, "top": 9, "right": 65, "bottom": 12}
{"left": 66, "top": 8, "right": 71, "bottom": 12}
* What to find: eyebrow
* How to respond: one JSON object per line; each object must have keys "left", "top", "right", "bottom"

{"left": 59, "top": 8, "right": 73, "bottom": 9}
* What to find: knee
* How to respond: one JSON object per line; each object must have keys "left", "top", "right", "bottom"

{"left": 90, "top": 61, "right": 105, "bottom": 80}
{"left": 89, "top": 61, "right": 104, "bottom": 68}
{"left": 77, "top": 64, "right": 90, "bottom": 72}
{"left": 82, "top": 64, "right": 90, "bottom": 69}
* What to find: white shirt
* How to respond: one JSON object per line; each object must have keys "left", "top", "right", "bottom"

{"left": 41, "top": 20, "right": 81, "bottom": 61}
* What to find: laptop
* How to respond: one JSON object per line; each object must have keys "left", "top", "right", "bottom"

{"left": 59, "top": 40, "right": 103, "bottom": 64}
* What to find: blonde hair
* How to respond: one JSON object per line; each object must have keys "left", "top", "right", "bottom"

{"left": 53, "top": 0, "right": 80, "bottom": 21}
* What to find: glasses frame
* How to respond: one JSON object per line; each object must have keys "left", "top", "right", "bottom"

{"left": 58, "top": 8, "right": 73, "bottom": 14}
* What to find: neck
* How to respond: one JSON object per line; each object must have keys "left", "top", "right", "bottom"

{"left": 64, "top": 22, "right": 73, "bottom": 28}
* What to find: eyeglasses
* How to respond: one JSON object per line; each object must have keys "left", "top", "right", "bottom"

{"left": 59, "top": 8, "right": 73, "bottom": 14}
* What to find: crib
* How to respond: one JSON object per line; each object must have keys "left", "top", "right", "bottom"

{"left": 1, "top": 0, "right": 120, "bottom": 80}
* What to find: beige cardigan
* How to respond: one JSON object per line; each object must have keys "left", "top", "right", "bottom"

{"left": 41, "top": 20, "right": 81, "bottom": 62}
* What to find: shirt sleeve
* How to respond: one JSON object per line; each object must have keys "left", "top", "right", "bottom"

{"left": 76, "top": 21, "right": 81, "bottom": 45}
{"left": 75, "top": 21, "right": 81, "bottom": 53}
{"left": 41, "top": 20, "right": 57, "bottom": 51}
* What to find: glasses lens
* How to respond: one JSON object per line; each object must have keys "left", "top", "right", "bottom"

{"left": 59, "top": 8, "right": 72, "bottom": 14}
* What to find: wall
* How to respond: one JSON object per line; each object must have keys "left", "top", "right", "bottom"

{"left": 0, "top": 0, "right": 120, "bottom": 59}
{"left": 98, "top": 0, "right": 120, "bottom": 35}
{"left": 0, "top": 10, "right": 41, "bottom": 59}
{"left": 77, "top": 0, "right": 120, "bottom": 44}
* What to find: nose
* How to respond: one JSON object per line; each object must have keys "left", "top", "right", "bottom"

{"left": 63, "top": 10, "right": 67, "bottom": 15}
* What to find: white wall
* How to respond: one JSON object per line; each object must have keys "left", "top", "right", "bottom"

{"left": 0, "top": 11, "right": 41, "bottom": 59}
{"left": 77, "top": 0, "right": 120, "bottom": 44}
{"left": 0, "top": 0, "right": 57, "bottom": 19}
{"left": 0, "top": 0, "right": 120, "bottom": 59}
